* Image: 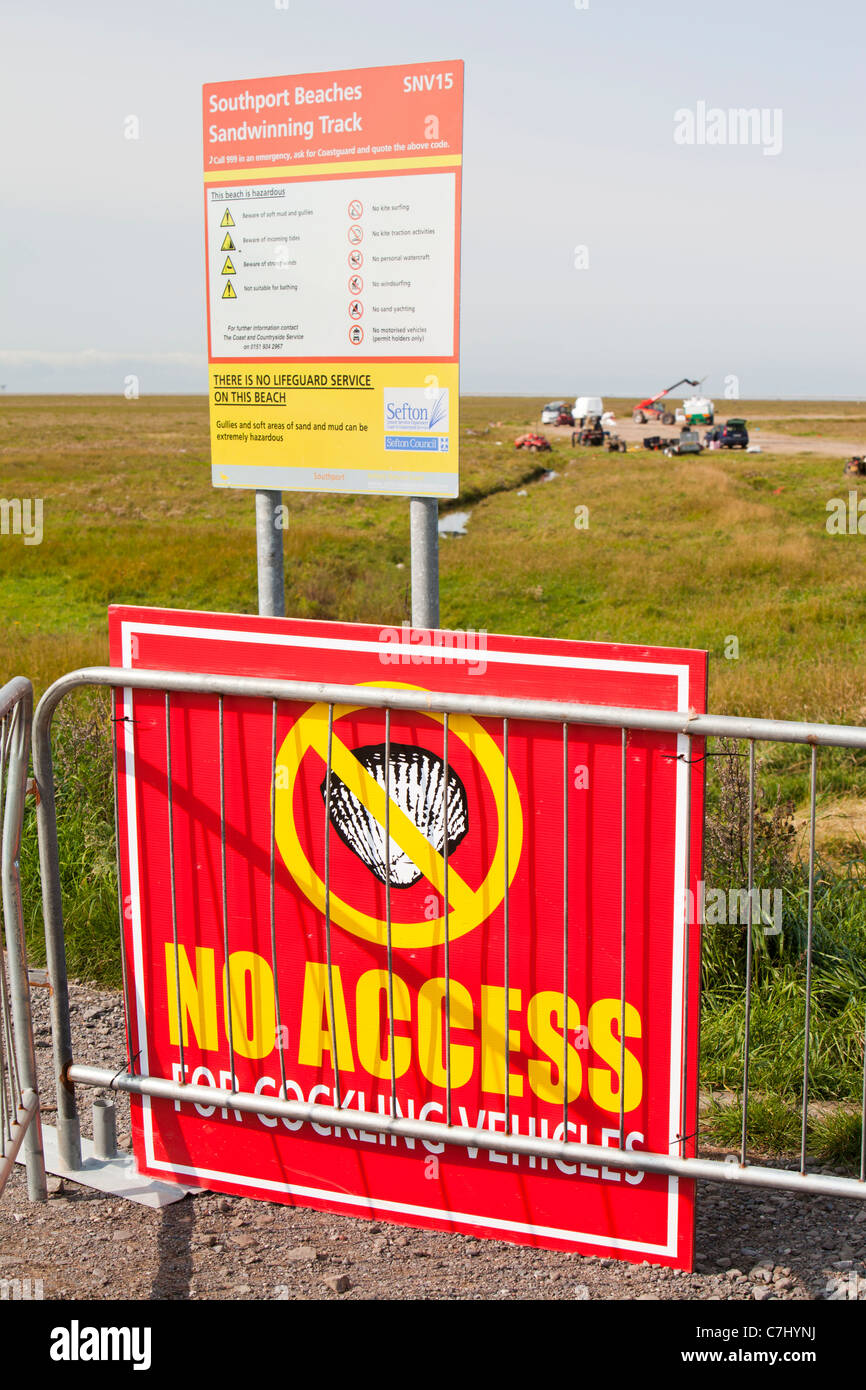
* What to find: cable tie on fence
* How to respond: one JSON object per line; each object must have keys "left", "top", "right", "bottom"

{"left": 112, "top": 1050, "right": 140, "bottom": 1085}
{"left": 663, "top": 750, "right": 747, "bottom": 765}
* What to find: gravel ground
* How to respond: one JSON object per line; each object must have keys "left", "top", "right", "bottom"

{"left": 2, "top": 980, "right": 865, "bottom": 1302}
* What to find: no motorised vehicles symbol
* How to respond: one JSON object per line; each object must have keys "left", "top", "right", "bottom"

{"left": 274, "top": 687, "right": 523, "bottom": 949}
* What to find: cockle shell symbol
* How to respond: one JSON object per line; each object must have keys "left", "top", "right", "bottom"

{"left": 321, "top": 743, "right": 469, "bottom": 888}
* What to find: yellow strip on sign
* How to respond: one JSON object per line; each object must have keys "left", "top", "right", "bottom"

{"left": 205, "top": 154, "right": 462, "bottom": 183}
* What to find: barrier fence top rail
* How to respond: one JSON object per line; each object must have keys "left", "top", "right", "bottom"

{"left": 33, "top": 664, "right": 866, "bottom": 751}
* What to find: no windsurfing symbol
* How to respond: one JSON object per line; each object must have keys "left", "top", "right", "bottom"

{"left": 274, "top": 685, "right": 523, "bottom": 949}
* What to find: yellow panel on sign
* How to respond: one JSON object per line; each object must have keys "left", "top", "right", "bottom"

{"left": 209, "top": 363, "right": 459, "bottom": 498}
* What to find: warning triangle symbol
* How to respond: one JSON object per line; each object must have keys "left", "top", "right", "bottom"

{"left": 221, "top": 256, "right": 236, "bottom": 275}
{"left": 222, "top": 280, "right": 237, "bottom": 300}
{"left": 220, "top": 208, "right": 235, "bottom": 227}
{"left": 221, "top": 233, "right": 235, "bottom": 252}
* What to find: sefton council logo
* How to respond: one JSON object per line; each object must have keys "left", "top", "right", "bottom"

{"left": 384, "top": 387, "right": 449, "bottom": 434}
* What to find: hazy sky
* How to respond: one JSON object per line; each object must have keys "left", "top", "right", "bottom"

{"left": 2, "top": 0, "right": 864, "bottom": 397}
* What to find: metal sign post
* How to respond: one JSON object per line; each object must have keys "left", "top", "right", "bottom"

{"left": 255, "top": 489, "right": 285, "bottom": 617}
{"left": 410, "top": 496, "right": 439, "bottom": 628}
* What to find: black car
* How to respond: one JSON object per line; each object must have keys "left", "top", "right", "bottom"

{"left": 704, "top": 418, "right": 749, "bottom": 449}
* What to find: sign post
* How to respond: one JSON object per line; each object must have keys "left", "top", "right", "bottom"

{"left": 409, "top": 495, "right": 439, "bottom": 626}
{"left": 202, "top": 61, "right": 464, "bottom": 619}
{"left": 254, "top": 489, "right": 285, "bottom": 617}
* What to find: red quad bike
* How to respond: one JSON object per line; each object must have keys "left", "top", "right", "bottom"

{"left": 632, "top": 376, "right": 702, "bottom": 426}
{"left": 515, "top": 432, "right": 551, "bottom": 453}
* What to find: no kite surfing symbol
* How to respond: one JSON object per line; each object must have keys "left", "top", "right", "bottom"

{"left": 274, "top": 687, "right": 523, "bottom": 949}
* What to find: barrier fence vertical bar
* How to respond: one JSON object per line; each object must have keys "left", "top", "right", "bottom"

{"left": 111, "top": 690, "right": 134, "bottom": 1071}
{"left": 740, "top": 740, "right": 756, "bottom": 1165}
{"left": 255, "top": 490, "right": 285, "bottom": 618}
{"left": 410, "top": 498, "right": 439, "bottom": 629}
{"left": 562, "top": 722, "right": 569, "bottom": 1138}
{"left": 680, "top": 732, "right": 693, "bottom": 1160}
{"left": 0, "top": 691, "right": 46, "bottom": 1199}
{"left": 801, "top": 746, "right": 818, "bottom": 1174}
{"left": 219, "top": 695, "right": 236, "bottom": 1092}
{"left": 270, "top": 701, "right": 287, "bottom": 1101}
{"left": 443, "top": 713, "right": 452, "bottom": 1126}
{"left": 860, "top": 1003, "right": 866, "bottom": 1184}
{"left": 503, "top": 717, "right": 510, "bottom": 1132}
{"left": 384, "top": 708, "right": 396, "bottom": 1110}
{"left": 33, "top": 691, "right": 82, "bottom": 1172}
{"left": 165, "top": 694, "right": 185, "bottom": 1086}
{"left": 323, "top": 705, "right": 341, "bottom": 1107}
{"left": 619, "top": 728, "right": 627, "bottom": 1150}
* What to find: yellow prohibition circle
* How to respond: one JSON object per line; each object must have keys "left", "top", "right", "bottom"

{"left": 274, "top": 682, "right": 523, "bottom": 949}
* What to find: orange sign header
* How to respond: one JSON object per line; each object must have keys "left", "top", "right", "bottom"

{"left": 203, "top": 60, "right": 463, "bottom": 175}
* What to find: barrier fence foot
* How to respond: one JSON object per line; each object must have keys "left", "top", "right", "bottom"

{"left": 17, "top": 1124, "right": 193, "bottom": 1209}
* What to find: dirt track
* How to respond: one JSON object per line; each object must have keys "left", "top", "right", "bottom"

{"left": 2, "top": 980, "right": 864, "bottom": 1302}
{"left": 542, "top": 418, "right": 864, "bottom": 458}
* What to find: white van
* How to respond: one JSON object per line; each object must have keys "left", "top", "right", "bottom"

{"left": 683, "top": 396, "right": 714, "bottom": 425}
{"left": 574, "top": 396, "right": 603, "bottom": 424}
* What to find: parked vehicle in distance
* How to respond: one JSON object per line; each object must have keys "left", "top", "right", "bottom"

{"left": 515, "top": 432, "right": 552, "bottom": 452}
{"left": 574, "top": 396, "right": 604, "bottom": 425}
{"left": 540, "top": 400, "right": 567, "bottom": 424}
{"left": 664, "top": 428, "right": 703, "bottom": 457}
{"left": 704, "top": 418, "right": 749, "bottom": 449}
{"left": 683, "top": 395, "right": 714, "bottom": 425}
{"left": 572, "top": 416, "right": 605, "bottom": 447}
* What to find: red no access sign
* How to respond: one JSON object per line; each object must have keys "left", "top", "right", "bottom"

{"left": 110, "top": 606, "right": 706, "bottom": 1268}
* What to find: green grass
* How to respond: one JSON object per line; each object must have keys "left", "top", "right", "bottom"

{"left": 3, "top": 394, "right": 866, "bottom": 716}
{"left": 703, "top": 1096, "right": 863, "bottom": 1168}
{"left": 3, "top": 394, "right": 866, "bottom": 1144}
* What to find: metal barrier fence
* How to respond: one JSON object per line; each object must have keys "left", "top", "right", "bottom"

{"left": 33, "top": 665, "right": 866, "bottom": 1201}
{"left": 0, "top": 678, "right": 46, "bottom": 1201}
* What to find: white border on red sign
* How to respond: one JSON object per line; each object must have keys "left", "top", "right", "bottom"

{"left": 119, "top": 619, "right": 691, "bottom": 1258}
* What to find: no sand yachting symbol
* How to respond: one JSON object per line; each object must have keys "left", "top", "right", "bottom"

{"left": 273, "top": 684, "right": 523, "bottom": 949}
{"left": 349, "top": 300, "right": 364, "bottom": 320}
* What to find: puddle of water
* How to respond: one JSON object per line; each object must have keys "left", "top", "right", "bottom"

{"left": 438, "top": 510, "right": 471, "bottom": 537}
